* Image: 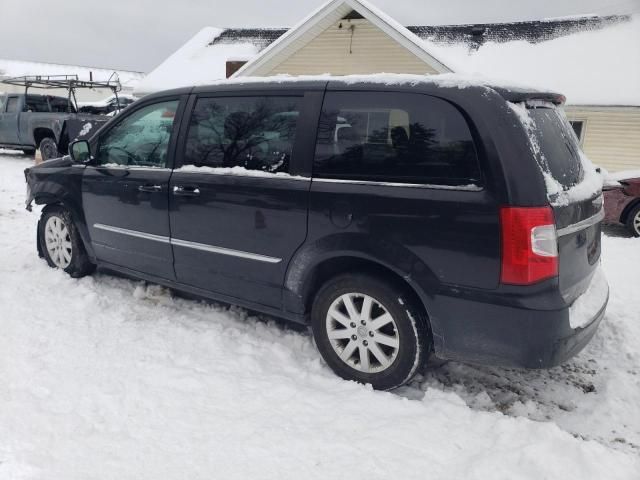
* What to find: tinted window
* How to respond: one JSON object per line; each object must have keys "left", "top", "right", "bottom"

{"left": 95, "top": 100, "right": 179, "bottom": 168}
{"left": 314, "top": 92, "right": 481, "bottom": 185}
{"left": 49, "top": 97, "right": 74, "bottom": 113}
{"left": 6, "top": 97, "right": 19, "bottom": 113}
{"left": 183, "top": 96, "right": 301, "bottom": 173}
{"left": 529, "top": 108, "right": 584, "bottom": 189}
{"left": 26, "top": 95, "right": 50, "bottom": 112}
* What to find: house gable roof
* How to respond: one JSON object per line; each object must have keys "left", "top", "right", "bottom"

{"left": 232, "top": 0, "right": 452, "bottom": 77}
{"left": 135, "top": 12, "right": 637, "bottom": 106}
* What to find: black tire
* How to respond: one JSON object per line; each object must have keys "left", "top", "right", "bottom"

{"left": 39, "top": 137, "right": 59, "bottom": 161}
{"left": 626, "top": 203, "right": 640, "bottom": 237}
{"left": 311, "top": 274, "right": 429, "bottom": 390}
{"left": 38, "top": 205, "right": 95, "bottom": 278}
{"left": 22, "top": 148, "right": 36, "bottom": 156}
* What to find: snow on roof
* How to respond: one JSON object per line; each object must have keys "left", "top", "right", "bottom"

{"left": 135, "top": 12, "right": 638, "bottom": 106}
{"left": 134, "top": 27, "right": 261, "bottom": 95}
{"left": 423, "top": 15, "right": 640, "bottom": 106}
{"left": 0, "top": 58, "right": 144, "bottom": 89}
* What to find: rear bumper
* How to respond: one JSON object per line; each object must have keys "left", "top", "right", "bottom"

{"left": 429, "top": 278, "right": 608, "bottom": 369}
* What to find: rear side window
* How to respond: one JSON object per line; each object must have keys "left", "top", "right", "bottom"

{"left": 183, "top": 96, "right": 301, "bottom": 174}
{"left": 528, "top": 107, "right": 584, "bottom": 189}
{"left": 6, "top": 97, "right": 19, "bottom": 113}
{"left": 26, "top": 96, "right": 50, "bottom": 112}
{"left": 314, "top": 92, "right": 481, "bottom": 186}
{"left": 49, "top": 97, "right": 74, "bottom": 113}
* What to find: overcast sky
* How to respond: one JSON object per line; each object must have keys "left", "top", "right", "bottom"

{"left": 0, "top": 0, "right": 638, "bottom": 73}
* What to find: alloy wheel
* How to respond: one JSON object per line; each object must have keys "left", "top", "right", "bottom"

{"left": 325, "top": 292, "right": 400, "bottom": 373}
{"left": 44, "top": 215, "right": 72, "bottom": 268}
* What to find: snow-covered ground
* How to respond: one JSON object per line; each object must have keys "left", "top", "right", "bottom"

{"left": 1, "top": 150, "right": 639, "bottom": 479}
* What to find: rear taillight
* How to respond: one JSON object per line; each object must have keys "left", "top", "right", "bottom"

{"left": 500, "top": 206, "right": 558, "bottom": 285}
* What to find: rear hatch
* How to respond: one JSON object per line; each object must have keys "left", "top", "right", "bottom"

{"left": 518, "top": 102, "right": 604, "bottom": 304}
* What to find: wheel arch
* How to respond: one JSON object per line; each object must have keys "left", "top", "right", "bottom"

{"left": 620, "top": 197, "right": 640, "bottom": 225}
{"left": 32, "top": 127, "right": 57, "bottom": 147}
{"left": 35, "top": 196, "right": 95, "bottom": 261}
{"left": 284, "top": 241, "right": 438, "bottom": 334}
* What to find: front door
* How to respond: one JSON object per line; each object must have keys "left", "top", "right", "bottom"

{"left": 169, "top": 94, "right": 311, "bottom": 308}
{"left": 0, "top": 96, "right": 21, "bottom": 145}
{"left": 82, "top": 98, "right": 183, "bottom": 279}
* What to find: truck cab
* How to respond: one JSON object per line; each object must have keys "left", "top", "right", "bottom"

{"left": 0, "top": 92, "right": 108, "bottom": 159}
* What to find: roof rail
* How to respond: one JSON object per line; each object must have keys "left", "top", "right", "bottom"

{"left": 1, "top": 73, "right": 122, "bottom": 92}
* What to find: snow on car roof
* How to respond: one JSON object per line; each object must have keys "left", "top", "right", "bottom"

{"left": 187, "top": 71, "right": 548, "bottom": 95}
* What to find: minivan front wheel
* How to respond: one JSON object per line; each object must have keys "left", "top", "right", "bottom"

{"left": 38, "top": 206, "right": 95, "bottom": 277}
{"left": 311, "top": 274, "right": 429, "bottom": 390}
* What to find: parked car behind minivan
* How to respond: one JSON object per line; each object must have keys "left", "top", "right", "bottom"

{"left": 603, "top": 172, "right": 640, "bottom": 236}
{"left": 25, "top": 75, "right": 608, "bottom": 390}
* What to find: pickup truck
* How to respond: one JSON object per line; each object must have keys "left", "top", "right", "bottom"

{"left": 0, "top": 93, "right": 109, "bottom": 160}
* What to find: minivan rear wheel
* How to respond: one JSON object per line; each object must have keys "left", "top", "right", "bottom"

{"left": 626, "top": 204, "right": 640, "bottom": 237}
{"left": 311, "top": 274, "right": 429, "bottom": 390}
{"left": 38, "top": 206, "right": 95, "bottom": 277}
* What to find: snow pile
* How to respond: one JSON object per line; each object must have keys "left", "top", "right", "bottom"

{"left": 1, "top": 151, "right": 639, "bottom": 479}
{"left": 134, "top": 27, "right": 260, "bottom": 95}
{"left": 424, "top": 15, "right": 640, "bottom": 106}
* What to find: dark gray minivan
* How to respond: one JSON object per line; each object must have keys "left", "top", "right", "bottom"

{"left": 25, "top": 76, "right": 608, "bottom": 389}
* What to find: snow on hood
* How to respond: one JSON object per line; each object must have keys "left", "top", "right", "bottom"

{"left": 423, "top": 15, "right": 640, "bottom": 106}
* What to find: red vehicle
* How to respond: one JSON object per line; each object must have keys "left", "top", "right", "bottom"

{"left": 603, "top": 172, "right": 640, "bottom": 237}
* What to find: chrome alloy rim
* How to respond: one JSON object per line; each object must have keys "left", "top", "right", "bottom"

{"left": 634, "top": 211, "right": 640, "bottom": 235}
{"left": 44, "top": 215, "right": 72, "bottom": 268}
{"left": 325, "top": 293, "right": 400, "bottom": 373}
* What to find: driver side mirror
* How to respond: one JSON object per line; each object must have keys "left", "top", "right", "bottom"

{"left": 69, "top": 140, "right": 92, "bottom": 163}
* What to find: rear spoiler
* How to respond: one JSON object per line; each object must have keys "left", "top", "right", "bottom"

{"left": 492, "top": 87, "right": 566, "bottom": 106}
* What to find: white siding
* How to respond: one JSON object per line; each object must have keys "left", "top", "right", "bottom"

{"left": 566, "top": 106, "right": 640, "bottom": 172}
{"left": 266, "top": 19, "right": 437, "bottom": 76}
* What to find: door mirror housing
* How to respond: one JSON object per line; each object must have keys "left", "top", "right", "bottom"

{"left": 69, "top": 140, "right": 92, "bottom": 163}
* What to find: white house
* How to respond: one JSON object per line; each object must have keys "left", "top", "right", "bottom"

{"left": 135, "top": 0, "right": 639, "bottom": 172}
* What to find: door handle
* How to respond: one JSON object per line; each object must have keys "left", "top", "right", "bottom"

{"left": 173, "top": 185, "right": 200, "bottom": 196}
{"left": 138, "top": 184, "right": 162, "bottom": 193}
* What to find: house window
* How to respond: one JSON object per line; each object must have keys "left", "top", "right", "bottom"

{"left": 226, "top": 60, "right": 247, "bottom": 78}
{"left": 569, "top": 120, "right": 585, "bottom": 144}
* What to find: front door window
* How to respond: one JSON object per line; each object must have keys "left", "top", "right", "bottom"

{"left": 95, "top": 100, "right": 179, "bottom": 168}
